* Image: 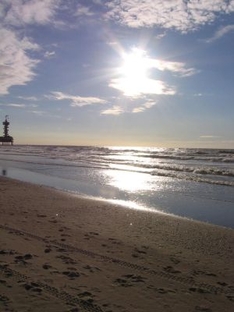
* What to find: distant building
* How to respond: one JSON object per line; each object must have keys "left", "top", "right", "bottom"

{"left": 0, "top": 115, "right": 14, "bottom": 145}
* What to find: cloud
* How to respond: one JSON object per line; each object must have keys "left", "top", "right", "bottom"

{"left": 206, "top": 25, "right": 234, "bottom": 42}
{"left": 92, "top": 0, "right": 102, "bottom": 5}
{"left": 0, "top": 0, "right": 60, "bottom": 95}
{"left": 18, "top": 96, "right": 39, "bottom": 101}
{"left": 109, "top": 48, "right": 197, "bottom": 97}
{"left": 101, "top": 97, "right": 157, "bottom": 115}
{"left": 109, "top": 77, "right": 176, "bottom": 97}
{"left": 0, "top": 28, "right": 39, "bottom": 95}
{"left": 44, "top": 51, "right": 56, "bottom": 58}
{"left": 151, "top": 59, "right": 198, "bottom": 77}
{"left": 155, "top": 32, "right": 166, "bottom": 40}
{"left": 200, "top": 135, "right": 221, "bottom": 139}
{"left": 29, "top": 110, "right": 46, "bottom": 116}
{"left": 3, "top": 0, "right": 60, "bottom": 26}
{"left": 133, "top": 99, "right": 157, "bottom": 113}
{"left": 0, "top": 102, "right": 38, "bottom": 108}
{"left": 5, "top": 104, "right": 26, "bottom": 108}
{"left": 104, "top": 0, "right": 234, "bottom": 32}
{"left": 49, "top": 91, "right": 107, "bottom": 107}
{"left": 75, "top": 4, "right": 94, "bottom": 17}
{"left": 101, "top": 105, "right": 123, "bottom": 115}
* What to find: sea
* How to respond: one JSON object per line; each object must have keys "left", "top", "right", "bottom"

{"left": 0, "top": 145, "right": 234, "bottom": 229}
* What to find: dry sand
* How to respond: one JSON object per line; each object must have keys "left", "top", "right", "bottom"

{"left": 0, "top": 176, "right": 234, "bottom": 312}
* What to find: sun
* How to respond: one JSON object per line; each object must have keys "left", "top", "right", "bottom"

{"left": 111, "top": 47, "right": 156, "bottom": 97}
{"left": 119, "top": 48, "right": 149, "bottom": 80}
{"left": 110, "top": 47, "right": 173, "bottom": 97}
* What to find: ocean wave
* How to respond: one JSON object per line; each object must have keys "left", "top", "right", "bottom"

{"left": 1, "top": 146, "right": 234, "bottom": 187}
{"left": 117, "top": 162, "right": 234, "bottom": 178}
{"left": 151, "top": 171, "right": 234, "bottom": 187}
{"left": 1, "top": 145, "right": 234, "bottom": 161}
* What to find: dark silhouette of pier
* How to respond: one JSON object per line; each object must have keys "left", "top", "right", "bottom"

{"left": 0, "top": 115, "right": 14, "bottom": 145}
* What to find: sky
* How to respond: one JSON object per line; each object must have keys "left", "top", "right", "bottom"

{"left": 0, "top": 0, "right": 234, "bottom": 148}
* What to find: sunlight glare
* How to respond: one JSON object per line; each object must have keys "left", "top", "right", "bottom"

{"left": 106, "top": 169, "right": 152, "bottom": 193}
{"left": 116, "top": 47, "right": 151, "bottom": 96}
{"left": 120, "top": 48, "right": 149, "bottom": 80}
{"left": 111, "top": 47, "right": 175, "bottom": 97}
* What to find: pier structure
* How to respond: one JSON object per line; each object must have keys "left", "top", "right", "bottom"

{"left": 0, "top": 115, "right": 14, "bottom": 145}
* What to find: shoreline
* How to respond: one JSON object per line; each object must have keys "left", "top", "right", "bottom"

{"left": 1, "top": 176, "right": 234, "bottom": 311}
{"left": 1, "top": 165, "right": 234, "bottom": 230}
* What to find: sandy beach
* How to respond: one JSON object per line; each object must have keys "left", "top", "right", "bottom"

{"left": 0, "top": 176, "right": 233, "bottom": 312}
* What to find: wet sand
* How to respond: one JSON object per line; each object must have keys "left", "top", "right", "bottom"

{"left": 0, "top": 176, "right": 234, "bottom": 311}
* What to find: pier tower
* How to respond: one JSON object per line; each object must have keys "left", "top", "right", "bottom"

{"left": 0, "top": 115, "right": 14, "bottom": 145}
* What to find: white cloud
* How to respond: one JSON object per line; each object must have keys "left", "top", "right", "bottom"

{"left": 18, "top": 96, "right": 39, "bottom": 101}
{"left": 0, "top": 0, "right": 60, "bottom": 95}
{"left": 5, "top": 104, "right": 26, "bottom": 108}
{"left": 29, "top": 110, "right": 46, "bottom": 116}
{"left": 132, "top": 99, "right": 157, "bottom": 113}
{"left": 109, "top": 77, "right": 175, "bottom": 97}
{"left": 151, "top": 59, "right": 198, "bottom": 77}
{"left": 132, "top": 107, "right": 145, "bottom": 113}
{"left": 3, "top": 0, "right": 60, "bottom": 26}
{"left": 155, "top": 32, "right": 166, "bottom": 40}
{"left": 101, "top": 105, "right": 123, "bottom": 115}
{"left": 44, "top": 51, "right": 56, "bottom": 58}
{"left": 101, "top": 98, "right": 157, "bottom": 115}
{"left": 0, "top": 103, "right": 38, "bottom": 108}
{"left": 20, "top": 37, "right": 40, "bottom": 51}
{"left": 104, "top": 0, "right": 234, "bottom": 32}
{"left": 200, "top": 135, "right": 221, "bottom": 139}
{"left": 49, "top": 91, "right": 107, "bottom": 107}
{"left": 206, "top": 25, "right": 234, "bottom": 42}
{"left": 0, "top": 28, "right": 39, "bottom": 95}
{"left": 75, "top": 4, "right": 94, "bottom": 17}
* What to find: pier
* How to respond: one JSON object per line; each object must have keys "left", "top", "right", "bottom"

{"left": 0, "top": 116, "right": 14, "bottom": 145}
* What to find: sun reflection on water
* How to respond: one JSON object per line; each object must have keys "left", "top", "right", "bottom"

{"left": 104, "top": 169, "right": 154, "bottom": 193}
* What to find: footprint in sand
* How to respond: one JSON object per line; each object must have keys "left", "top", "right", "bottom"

{"left": 163, "top": 266, "right": 181, "bottom": 274}
{"left": 62, "top": 271, "right": 80, "bottom": 279}
{"left": 56, "top": 254, "right": 77, "bottom": 265}
{"left": 77, "top": 291, "right": 95, "bottom": 303}
{"left": 189, "top": 287, "right": 210, "bottom": 294}
{"left": 21, "top": 282, "right": 42, "bottom": 293}
{"left": 170, "top": 256, "right": 180, "bottom": 265}
{"left": 132, "top": 247, "right": 147, "bottom": 258}
{"left": 108, "top": 238, "right": 122, "bottom": 245}
{"left": 0, "top": 249, "right": 15, "bottom": 255}
{"left": 114, "top": 274, "right": 147, "bottom": 287}
{"left": 0, "top": 294, "right": 10, "bottom": 302}
{"left": 37, "top": 214, "right": 47, "bottom": 218}
{"left": 42, "top": 263, "right": 52, "bottom": 270}
{"left": 193, "top": 270, "right": 216, "bottom": 277}
{"left": 44, "top": 247, "right": 52, "bottom": 253}
{"left": 83, "top": 265, "right": 101, "bottom": 273}
{"left": 0, "top": 279, "right": 8, "bottom": 287}
{"left": 226, "top": 295, "right": 234, "bottom": 302}
{"left": 84, "top": 232, "right": 99, "bottom": 240}
{"left": 147, "top": 285, "right": 176, "bottom": 294}
{"left": 195, "top": 306, "right": 213, "bottom": 312}
{"left": 14, "top": 254, "right": 33, "bottom": 264}
{"left": 0, "top": 293, "right": 10, "bottom": 310}
{"left": 89, "top": 232, "right": 99, "bottom": 236}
